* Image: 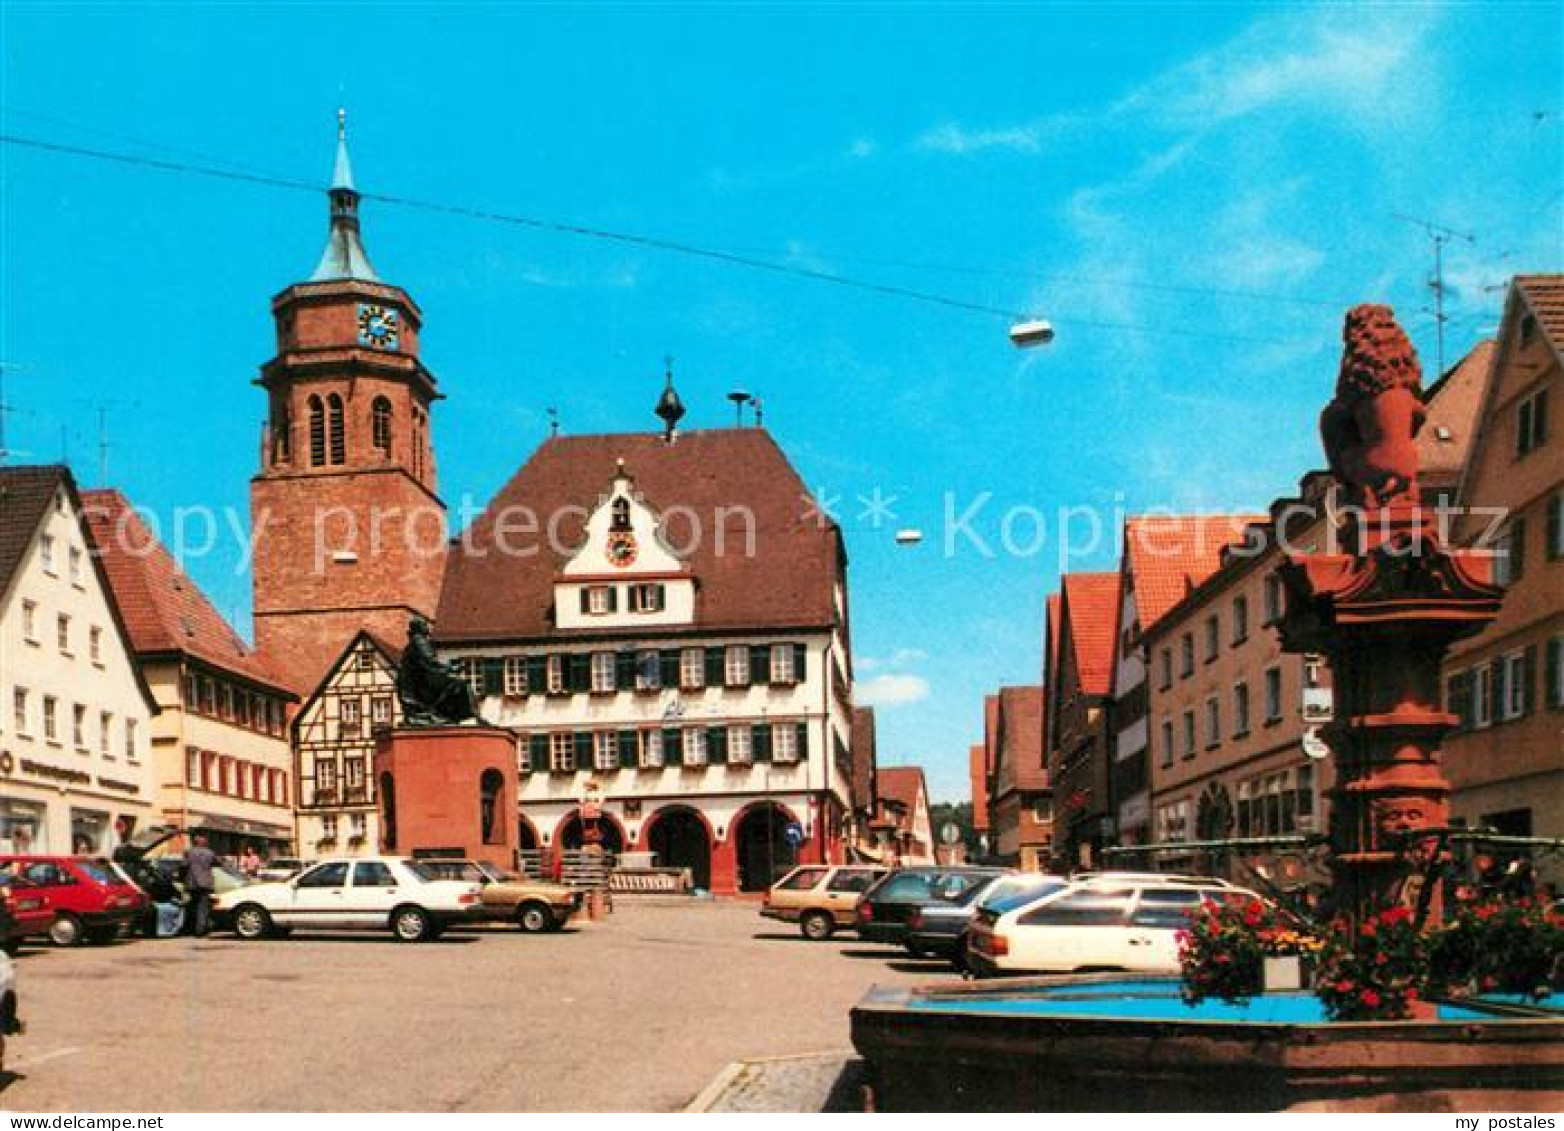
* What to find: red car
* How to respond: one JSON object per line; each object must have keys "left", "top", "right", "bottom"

{"left": 0, "top": 869, "right": 57, "bottom": 953}
{"left": 0, "top": 857, "right": 147, "bottom": 947}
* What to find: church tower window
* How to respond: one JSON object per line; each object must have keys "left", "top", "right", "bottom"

{"left": 327, "top": 394, "right": 346, "bottom": 465}
{"left": 308, "top": 395, "right": 326, "bottom": 467}
{"left": 371, "top": 397, "right": 393, "bottom": 457}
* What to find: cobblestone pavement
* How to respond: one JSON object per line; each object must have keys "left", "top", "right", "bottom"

{"left": 0, "top": 900, "right": 951, "bottom": 1112}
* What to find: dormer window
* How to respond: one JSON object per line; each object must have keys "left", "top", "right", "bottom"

{"left": 583, "top": 586, "right": 615, "bottom": 615}
{"left": 629, "top": 583, "right": 665, "bottom": 613}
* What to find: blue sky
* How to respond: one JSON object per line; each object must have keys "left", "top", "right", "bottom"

{"left": 3, "top": 3, "right": 1560, "bottom": 803}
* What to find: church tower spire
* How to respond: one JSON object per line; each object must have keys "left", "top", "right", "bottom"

{"left": 310, "top": 109, "right": 379, "bottom": 282}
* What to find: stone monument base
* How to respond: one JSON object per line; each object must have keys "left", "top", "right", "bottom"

{"left": 374, "top": 725, "right": 519, "bottom": 869}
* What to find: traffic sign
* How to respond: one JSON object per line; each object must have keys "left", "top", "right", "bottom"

{"left": 784, "top": 822, "right": 805, "bottom": 847}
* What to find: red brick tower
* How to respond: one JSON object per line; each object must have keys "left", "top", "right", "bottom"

{"left": 251, "top": 112, "right": 446, "bottom": 694}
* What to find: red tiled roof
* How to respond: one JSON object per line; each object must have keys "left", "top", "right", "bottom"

{"left": 1516, "top": 274, "right": 1564, "bottom": 354}
{"left": 1123, "top": 514, "right": 1263, "bottom": 631}
{"left": 436, "top": 429, "right": 840, "bottom": 641}
{"left": 0, "top": 465, "right": 65, "bottom": 601}
{"left": 1061, "top": 572, "right": 1120, "bottom": 697}
{"left": 877, "top": 765, "right": 927, "bottom": 812}
{"left": 851, "top": 706, "right": 877, "bottom": 812}
{"left": 1417, "top": 340, "right": 1495, "bottom": 484}
{"left": 969, "top": 743, "right": 989, "bottom": 830}
{"left": 997, "top": 684, "right": 1047, "bottom": 791}
{"left": 81, "top": 489, "right": 289, "bottom": 691}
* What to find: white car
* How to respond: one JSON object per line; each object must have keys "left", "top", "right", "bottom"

{"left": 967, "top": 877, "right": 1264, "bottom": 977}
{"left": 0, "top": 950, "right": 18, "bottom": 1073}
{"left": 215, "top": 857, "right": 484, "bottom": 943}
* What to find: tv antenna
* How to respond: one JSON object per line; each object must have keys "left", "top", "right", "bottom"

{"left": 546, "top": 406, "right": 559, "bottom": 438}
{"left": 0, "top": 360, "right": 33, "bottom": 465}
{"left": 726, "top": 389, "right": 753, "bottom": 427}
{"left": 1393, "top": 213, "right": 1475, "bottom": 378}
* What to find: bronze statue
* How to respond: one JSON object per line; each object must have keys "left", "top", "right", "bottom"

{"left": 1320, "top": 304, "right": 1426, "bottom": 508}
{"left": 396, "top": 616, "right": 486, "bottom": 726}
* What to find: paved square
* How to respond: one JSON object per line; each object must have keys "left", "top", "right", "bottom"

{"left": 1, "top": 901, "right": 946, "bottom": 1112}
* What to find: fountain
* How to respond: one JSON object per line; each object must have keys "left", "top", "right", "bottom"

{"left": 849, "top": 307, "right": 1564, "bottom": 1111}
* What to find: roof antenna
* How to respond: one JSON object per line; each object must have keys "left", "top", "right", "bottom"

{"left": 727, "top": 389, "right": 753, "bottom": 427}
{"left": 752, "top": 396, "right": 764, "bottom": 427}
{"left": 1392, "top": 212, "right": 1476, "bottom": 378}
{"left": 546, "top": 406, "right": 560, "bottom": 438}
{"left": 654, "top": 354, "right": 685, "bottom": 443}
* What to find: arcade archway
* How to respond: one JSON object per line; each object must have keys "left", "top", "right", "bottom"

{"left": 732, "top": 802, "right": 799, "bottom": 892}
{"left": 645, "top": 806, "right": 711, "bottom": 891}
{"left": 555, "top": 810, "right": 626, "bottom": 854}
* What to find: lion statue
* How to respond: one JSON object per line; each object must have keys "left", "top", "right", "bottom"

{"left": 1320, "top": 304, "right": 1426, "bottom": 508}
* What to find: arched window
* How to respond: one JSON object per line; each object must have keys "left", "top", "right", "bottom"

{"left": 272, "top": 398, "right": 292, "bottom": 465}
{"left": 480, "top": 768, "right": 504, "bottom": 845}
{"left": 327, "top": 394, "right": 346, "bottom": 465}
{"left": 380, "top": 772, "right": 397, "bottom": 850}
{"left": 307, "top": 395, "right": 325, "bottom": 466}
{"left": 371, "top": 397, "right": 393, "bottom": 457}
{"left": 412, "top": 406, "right": 426, "bottom": 480}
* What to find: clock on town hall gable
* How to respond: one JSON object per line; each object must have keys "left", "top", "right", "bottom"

{"left": 248, "top": 113, "right": 447, "bottom": 696}
{"left": 556, "top": 461, "right": 696, "bottom": 631}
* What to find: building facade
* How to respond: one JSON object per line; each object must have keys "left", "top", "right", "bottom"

{"left": 1047, "top": 572, "right": 1118, "bottom": 870}
{"left": 82, "top": 490, "right": 297, "bottom": 858}
{"left": 0, "top": 467, "right": 157, "bottom": 854}
{"left": 1445, "top": 276, "right": 1564, "bottom": 857}
{"left": 292, "top": 631, "right": 403, "bottom": 856}
{"left": 987, "top": 685, "right": 1049, "bottom": 869}
{"left": 870, "top": 766, "right": 934, "bottom": 864}
{"left": 434, "top": 436, "right": 857, "bottom": 895}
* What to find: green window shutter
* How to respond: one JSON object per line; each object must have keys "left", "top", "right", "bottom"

{"left": 753, "top": 724, "right": 772, "bottom": 762}
{"left": 794, "top": 643, "right": 807, "bottom": 682}
{"left": 615, "top": 652, "right": 636, "bottom": 688}
{"left": 705, "top": 647, "right": 725, "bottom": 686}
{"left": 1447, "top": 672, "right": 1472, "bottom": 730}
{"left": 708, "top": 726, "right": 727, "bottom": 764}
{"left": 751, "top": 644, "right": 770, "bottom": 685}
{"left": 526, "top": 656, "right": 547, "bottom": 694}
{"left": 662, "top": 728, "right": 680, "bottom": 758}
{"left": 579, "top": 588, "right": 590, "bottom": 614}
{"left": 481, "top": 658, "right": 504, "bottom": 696}
{"left": 607, "top": 586, "right": 619, "bottom": 613}
{"left": 1547, "top": 639, "right": 1563, "bottom": 710}
{"left": 660, "top": 649, "right": 680, "bottom": 687}
{"left": 796, "top": 723, "right": 810, "bottom": 757}
{"left": 573, "top": 732, "right": 592, "bottom": 765}
{"left": 568, "top": 654, "right": 591, "bottom": 693}
{"left": 1522, "top": 645, "right": 1538, "bottom": 716}
{"left": 618, "top": 731, "right": 639, "bottom": 769}
{"left": 528, "top": 733, "right": 549, "bottom": 771}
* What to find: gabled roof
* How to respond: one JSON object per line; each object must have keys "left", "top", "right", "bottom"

{"left": 437, "top": 429, "right": 842, "bottom": 642}
{"left": 80, "top": 490, "right": 290, "bottom": 693}
{"left": 996, "top": 684, "right": 1047, "bottom": 792}
{"left": 1416, "top": 339, "right": 1495, "bottom": 486}
{"left": 877, "top": 765, "right": 927, "bottom": 812}
{"left": 1514, "top": 274, "right": 1564, "bottom": 353}
{"left": 292, "top": 628, "right": 401, "bottom": 727}
{"left": 850, "top": 706, "right": 878, "bottom": 812}
{"left": 1060, "top": 572, "right": 1120, "bottom": 697}
{"left": 1123, "top": 514, "right": 1263, "bottom": 633}
{"left": 0, "top": 465, "right": 65, "bottom": 605}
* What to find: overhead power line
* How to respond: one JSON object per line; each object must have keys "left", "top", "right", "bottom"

{"left": 4, "top": 128, "right": 1320, "bottom": 347}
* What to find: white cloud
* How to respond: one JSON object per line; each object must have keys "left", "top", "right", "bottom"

{"left": 857, "top": 673, "right": 931, "bottom": 707}
{"left": 914, "top": 119, "right": 1060, "bottom": 156}
{"left": 847, "top": 137, "right": 878, "bottom": 159}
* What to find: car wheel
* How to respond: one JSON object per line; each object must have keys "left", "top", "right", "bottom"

{"left": 516, "top": 902, "right": 553, "bottom": 934}
{"left": 48, "top": 913, "right": 84, "bottom": 948}
{"left": 392, "top": 906, "right": 433, "bottom": 942}
{"left": 800, "top": 911, "right": 835, "bottom": 941}
{"left": 232, "top": 904, "right": 273, "bottom": 941}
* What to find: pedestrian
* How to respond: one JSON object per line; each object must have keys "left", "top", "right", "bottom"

{"left": 239, "top": 845, "right": 262, "bottom": 878}
{"left": 185, "top": 833, "right": 218, "bottom": 937}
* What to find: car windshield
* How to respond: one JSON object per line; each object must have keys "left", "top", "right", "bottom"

{"left": 978, "top": 876, "right": 1068, "bottom": 913}
{"left": 77, "top": 861, "right": 121, "bottom": 886}
{"left": 400, "top": 861, "right": 436, "bottom": 883}
{"left": 873, "top": 873, "right": 934, "bottom": 901}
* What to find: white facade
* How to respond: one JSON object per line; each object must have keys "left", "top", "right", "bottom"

{"left": 1111, "top": 577, "right": 1151, "bottom": 841}
{"left": 0, "top": 475, "right": 156, "bottom": 854}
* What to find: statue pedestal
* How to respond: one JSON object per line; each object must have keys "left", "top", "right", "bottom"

{"left": 1279, "top": 530, "right": 1500, "bottom": 925}
{"left": 374, "top": 725, "right": 519, "bottom": 869}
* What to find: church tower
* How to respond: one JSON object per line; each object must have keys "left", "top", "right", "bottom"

{"left": 250, "top": 113, "right": 446, "bottom": 694}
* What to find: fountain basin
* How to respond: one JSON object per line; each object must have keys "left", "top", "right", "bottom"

{"left": 850, "top": 974, "right": 1564, "bottom": 1112}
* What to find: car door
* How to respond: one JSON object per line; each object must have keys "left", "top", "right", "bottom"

{"left": 823, "top": 869, "right": 878, "bottom": 922}
{"left": 283, "top": 861, "right": 351, "bottom": 928}
{"left": 1013, "top": 887, "right": 1134, "bottom": 971}
{"left": 1123, "top": 887, "right": 1208, "bottom": 972}
{"left": 344, "top": 861, "right": 400, "bottom": 927}
{"left": 21, "top": 862, "right": 76, "bottom": 916}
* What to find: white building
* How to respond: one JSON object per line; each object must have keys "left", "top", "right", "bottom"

{"left": 0, "top": 466, "right": 158, "bottom": 854}
{"left": 435, "top": 424, "right": 860, "bottom": 894}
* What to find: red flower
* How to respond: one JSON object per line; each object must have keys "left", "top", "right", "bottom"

{"left": 1334, "top": 979, "right": 1354, "bottom": 994}
{"left": 1379, "top": 906, "right": 1411, "bottom": 926}
{"left": 1360, "top": 989, "right": 1381, "bottom": 1008}
{"left": 1360, "top": 922, "right": 1377, "bottom": 938}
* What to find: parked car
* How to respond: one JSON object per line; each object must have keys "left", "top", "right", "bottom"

{"left": 0, "top": 857, "right": 148, "bottom": 947}
{"left": 0, "top": 949, "right": 19, "bottom": 1075}
{"left": 855, "top": 867, "right": 1010, "bottom": 952}
{"left": 0, "top": 870, "right": 57, "bottom": 953}
{"left": 214, "top": 856, "right": 484, "bottom": 942}
{"left": 256, "top": 857, "right": 311, "bottom": 884}
{"left": 966, "top": 876, "right": 1264, "bottom": 977}
{"left": 112, "top": 830, "right": 252, "bottom": 936}
{"left": 760, "top": 864, "right": 888, "bottom": 940}
{"left": 904, "top": 872, "right": 1069, "bottom": 966}
{"left": 415, "top": 859, "right": 583, "bottom": 933}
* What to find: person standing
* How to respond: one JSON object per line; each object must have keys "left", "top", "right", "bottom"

{"left": 185, "top": 834, "right": 217, "bottom": 938}
{"left": 239, "top": 845, "right": 262, "bottom": 879}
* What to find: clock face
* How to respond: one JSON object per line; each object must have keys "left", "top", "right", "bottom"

{"left": 357, "top": 303, "right": 400, "bottom": 351}
{"left": 605, "top": 532, "right": 639, "bottom": 568}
